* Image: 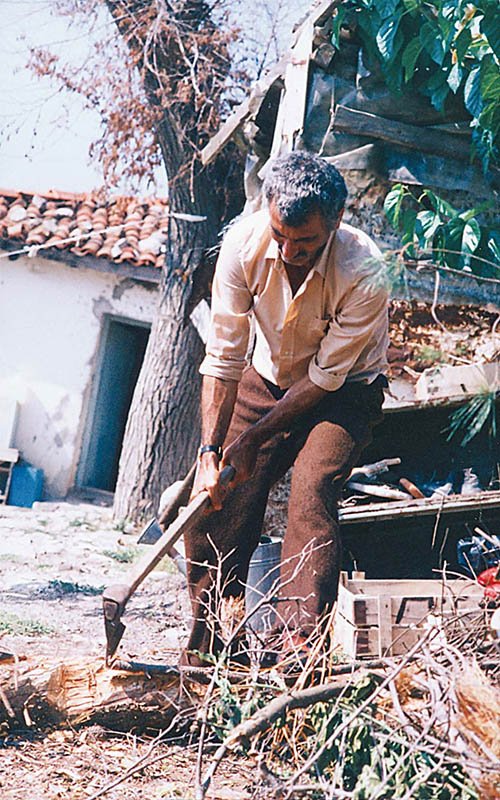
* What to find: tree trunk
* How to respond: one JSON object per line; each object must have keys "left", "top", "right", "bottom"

{"left": 112, "top": 241, "right": 207, "bottom": 520}
{"left": 107, "top": 0, "right": 241, "bottom": 520}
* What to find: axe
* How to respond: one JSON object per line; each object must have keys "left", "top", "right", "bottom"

{"left": 102, "top": 464, "right": 235, "bottom": 662}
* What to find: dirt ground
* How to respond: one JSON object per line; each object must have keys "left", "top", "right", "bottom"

{"left": 0, "top": 499, "right": 255, "bottom": 799}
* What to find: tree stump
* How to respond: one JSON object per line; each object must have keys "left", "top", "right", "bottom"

{"left": 0, "top": 657, "right": 201, "bottom": 734}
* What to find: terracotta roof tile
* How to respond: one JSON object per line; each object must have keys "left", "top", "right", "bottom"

{"left": 0, "top": 188, "right": 170, "bottom": 270}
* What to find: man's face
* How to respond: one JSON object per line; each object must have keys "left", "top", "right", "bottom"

{"left": 269, "top": 199, "right": 336, "bottom": 269}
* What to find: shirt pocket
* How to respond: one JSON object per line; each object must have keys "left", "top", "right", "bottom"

{"left": 303, "top": 315, "right": 331, "bottom": 348}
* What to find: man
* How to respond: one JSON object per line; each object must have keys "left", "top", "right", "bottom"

{"left": 183, "top": 151, "right": 388, "bottom": 665}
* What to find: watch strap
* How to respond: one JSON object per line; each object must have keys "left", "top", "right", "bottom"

{"left": 199, "top": 444, "right": 223, "bottom": 460}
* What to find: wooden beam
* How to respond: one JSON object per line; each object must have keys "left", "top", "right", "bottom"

{"left": 291, "top": 0, "right": 340, "bottom": 42}
{"left": 201, "top": 61, "right": 286, "bottom": 166}
{"left": 201, "top": 2, "right": 343, "bottom": 166}
{"left": 382, "top": 147, "right": 499, "bottom": 196}
{"left": 333, "top": 105, "right": 472, "bottom": 162}
{"left": 270, "top": 18, "right": 315, "bottom": 158}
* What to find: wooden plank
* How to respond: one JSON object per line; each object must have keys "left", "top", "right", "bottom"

{"left": 378, "top": 596, "right": 393, "bottom": 655}
{"left": 382, "top": 147, "right": 499, "bottom": 196}
{"left": 333, "top": 614, "right": 421, "bottom": 658}
{"left": 269, "top": 18, "right": 315, "bottom": 157}
{"left": 201, "top": 97, "right": 253, "bottom": 166}
{"left": 201, "top": 60, "right": 286, "bottom": 166}
{"left": 325, "top": 144, "right": 382, "bottom": 171}
{"left": 333, "top": 105, "right": 471, "bottom": 162}
{"left": 0, "top": 239, "right": 161, "bottom": 284}
{"left": 339, "top": 489, "right": 500, "bottom": 525}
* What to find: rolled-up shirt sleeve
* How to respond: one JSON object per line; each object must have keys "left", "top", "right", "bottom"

{"left": 308, "top": 274, "right": 388, "bottom": 392}
{"left": 200, "top": 226, "right": 254, "bottom": 382}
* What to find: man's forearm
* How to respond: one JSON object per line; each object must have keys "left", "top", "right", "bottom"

{"left": 200, "top": 375, "right": 238, "bottom": 447}
{"left": 248, "top": 374, "right": 327, "bottom": 445}
{"left": 223, "top": 375, "right": 327, "bottom": 467}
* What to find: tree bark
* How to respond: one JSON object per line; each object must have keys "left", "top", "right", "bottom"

{"left": 107, "top": 1, "right": 242, "bottom": 520}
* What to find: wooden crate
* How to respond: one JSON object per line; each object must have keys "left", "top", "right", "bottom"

{"left": 333, "top": 572, "right": 483, "bottom": 658}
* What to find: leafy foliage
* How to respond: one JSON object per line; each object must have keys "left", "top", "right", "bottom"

{"left": 334, "top": 0, "right": 499, "bottom": 171}
{"left": 383, "top": 183, "right": 499, "bottom": 277}
{"left": 445, "top": 389, "right": 498, "bottom": 446}
{"left": 206, "top": 672, "right": 479, "bottom": 798}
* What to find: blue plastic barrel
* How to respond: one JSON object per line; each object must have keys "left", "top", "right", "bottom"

{"left": 8, "top": 463, "right": 44, "bottom": 507}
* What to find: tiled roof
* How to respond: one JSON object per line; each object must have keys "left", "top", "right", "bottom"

{"left": 0, "top": 188, "right": 171, "bottom": 269}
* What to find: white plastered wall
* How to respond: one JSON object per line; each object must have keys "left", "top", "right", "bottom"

{"left": 0, "top": 252, "right": 159, "bottom": 497}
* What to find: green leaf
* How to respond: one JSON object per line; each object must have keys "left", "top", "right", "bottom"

{"left": 426, "top": 69, "right": 450, "bottom": 111}
{"left": 447, "top": 62, "right": 462, "bottom": 93}
{"left": 438, "top": 2, "right": 457, "bottom": 46}
{"left": 420, "top": 21, "right": 445, "bottom": 65}
{"left": 376, "top": 17, "right": 401, "bottom": 61}
{"left": 464, "top": 66, "right": 483, "bottom": 118}
{"left": 459, "top": 199, "right": 493, "bottom": 221}
{"left": 421, "top": 189, "right": 456, "bottom": 218}
{"left": 454, "top": 25, "right": 472, "bottom": 64}
{"left": 415, "top": 209, "right": 442, "bottom": 247}
{"left": 383, "top": 183, "right": 406, "bottom": 228}
{"left": 400, "top": 207, "right": 417, "bottom": 248}
{"left": 480, "top": 6, "right": 500, "bottom": 60}
{"left": 481, "top": 54, "right": 500, "bottom": 102}
{"left": 374, "top": 0, "right": 399, "bottom": 19}
{"left": 461, "top": 219, "right": 481, "bottom": 254}
{"left": 479, "top": 101, "right": 500, "bottom": 139}
{"left": 402, "top": 0, "right": 419, "bottom": 12}
{"left": 331, "top": 6, "right": 346, "bottom": 49}
{"left": 487, "top": 232, "right": 500, "bottom": 266}
{"left": 401, "top": 38, "right": 423, "bottom": 82}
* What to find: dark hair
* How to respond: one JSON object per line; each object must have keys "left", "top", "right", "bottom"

{"left": 263, "top": 151, "right": 347, "bottom": 228}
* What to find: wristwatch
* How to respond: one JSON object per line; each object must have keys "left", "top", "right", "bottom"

{"left": 198, "top": 444, "right": 223, "bottom": 460}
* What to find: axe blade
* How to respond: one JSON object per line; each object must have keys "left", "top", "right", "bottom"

{"left": 104, "top": 615, "right": 126, "bottom": 662}
{"left": 102, "top": 587, "right": 129, "bottom": 661}
{"left": 137, "top": 518, "right": 164, "bottom": 545}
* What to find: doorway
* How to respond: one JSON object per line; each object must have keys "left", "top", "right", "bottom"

{"left": 77, "top": 316, "right": 150, "bottom": 492}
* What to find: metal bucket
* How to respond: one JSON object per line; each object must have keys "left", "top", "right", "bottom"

{"left": 245, "top": 536, "right": 282, "bottom": 633}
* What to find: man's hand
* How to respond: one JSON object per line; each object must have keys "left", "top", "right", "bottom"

{"left": 190, "top": 430, "right": 260, "bottom": 511}
{"left": 191, "top": 451, "right": 227, "bottom": 511}
{"left": 222, "top": 429, "right": 260, "bottom": 486}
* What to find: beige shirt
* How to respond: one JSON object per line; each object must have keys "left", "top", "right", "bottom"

{"left": 200, "top": 209, "right": 388, "bottom": 391}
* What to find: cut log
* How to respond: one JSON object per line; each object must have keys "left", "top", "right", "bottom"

{"left": 333, "top": 105, "right": 471, "bottom": 162}
{"left": 0, "top": 657, "right": 200, "bottom": 733}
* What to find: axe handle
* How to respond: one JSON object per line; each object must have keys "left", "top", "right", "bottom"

{"left": 158, "top": 461, "right": 197, "bottom": 530}
{"left": 120, "top": 465, "right": 235, "bottom": 603}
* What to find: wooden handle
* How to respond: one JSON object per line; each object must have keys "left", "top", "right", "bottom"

{"left": 158, "top": 461, "right": 197, "bottom": 529}
{"left": 125, "top": 465, "right": 235, "bottom": 599}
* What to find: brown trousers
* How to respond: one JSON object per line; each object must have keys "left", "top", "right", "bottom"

{"left": 183, "top": 367, "right": 386, "bottom": 658}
